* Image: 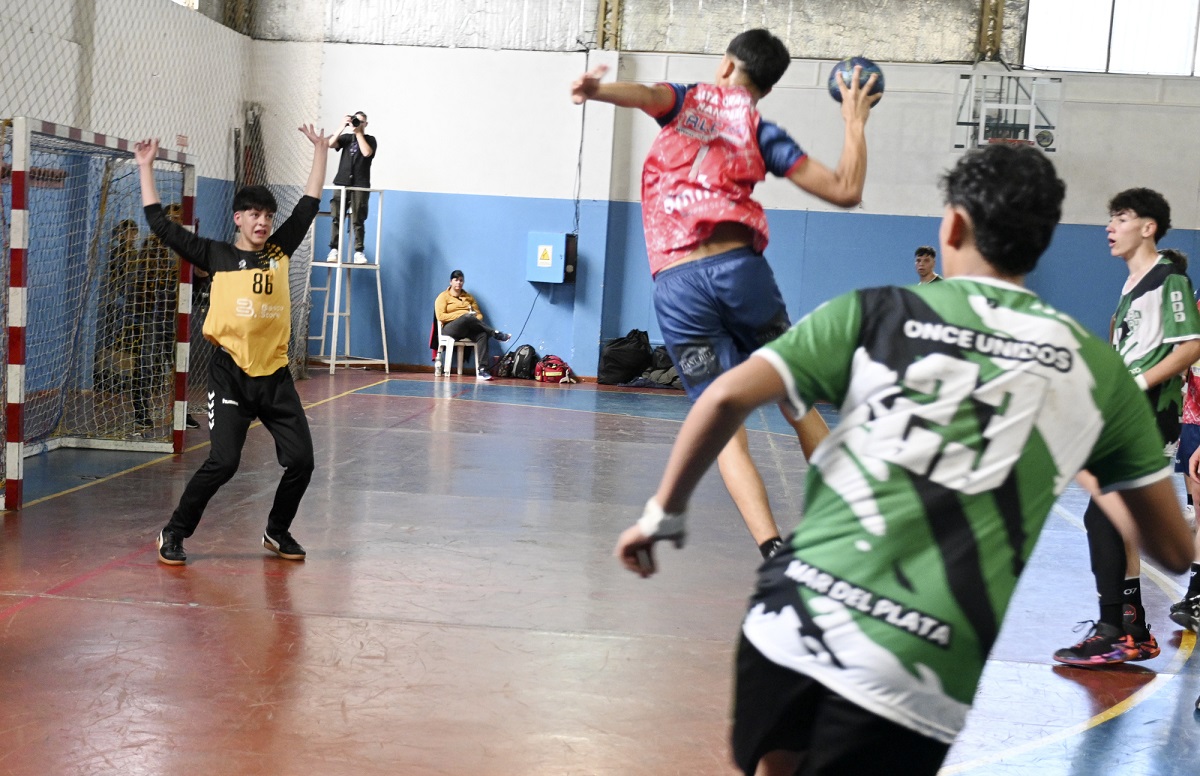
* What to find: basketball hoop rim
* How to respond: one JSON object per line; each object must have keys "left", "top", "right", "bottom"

{"left": 985, "top": 137, "right": 1036, "bottom": 146}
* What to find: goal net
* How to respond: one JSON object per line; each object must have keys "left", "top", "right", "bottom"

{"left": 0, "top": 118, "right": 194, "bottom": 508}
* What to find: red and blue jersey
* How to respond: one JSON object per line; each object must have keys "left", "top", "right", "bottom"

{"left": 641, "top": 82, "right": 808, "bottom": 277}
{"left": 1185, "top": 294, "right": 1200, "bottom": 426}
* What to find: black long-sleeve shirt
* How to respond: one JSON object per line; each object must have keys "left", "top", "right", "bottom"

{"left": 144, "top": 196, "right": 319, "bottom": 376}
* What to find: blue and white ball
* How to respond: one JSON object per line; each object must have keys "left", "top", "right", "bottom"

{"left": 828, "top": 56, "right": 885, "bottom": 104}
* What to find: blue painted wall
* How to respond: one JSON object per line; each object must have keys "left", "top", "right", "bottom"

{"left": 194, "top": 177, "right": 236, "bottom": 241}
{"left": 191, "top": 176, "right": 1200, "bottom": 374}
{"left": 606, "top": 200, "right": 1200, "bottom": 344}
{"left": 307, "top": 189, "right": 587, "bottom": 370}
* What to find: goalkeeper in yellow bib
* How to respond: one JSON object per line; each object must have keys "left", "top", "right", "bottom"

{"left": 615, "top": 144, "right": 1193, "bottom": 775}
{"left": 135, "top": 125, "right": 330, "bottom": 565}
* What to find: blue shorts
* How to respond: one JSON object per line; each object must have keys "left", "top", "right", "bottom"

{"left": 652, "top": 247, "right": 791, "bottom": 401}
{"left": 1174, "top": 423, "right": 1199, "bottom": 473}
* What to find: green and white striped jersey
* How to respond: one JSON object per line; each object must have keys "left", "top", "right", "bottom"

{"left": 744, "top": 277, "right": 1170, "bottom": 744}
{"left": 1111, "top": 255, "right": 1200, "bottom": 418}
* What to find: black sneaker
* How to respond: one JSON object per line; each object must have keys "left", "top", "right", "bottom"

{"left": 157, "top": 529, "right": 186, "bottom": 565}
{"left": 1170, "top": 595, "right": 1200, "bottom": 632}
{"left": 263, "top": 531, "right": 306, "bottom": 560}
{"left": 1126, "top": 622, "right": 1161, "bottom": 660}
{"left": 134, "top": 418, "right": 154, "bottom": 430}
{"left": 1052, "top": 621, "right": 1139, "bottom": 666}
{"left": 185, "top": 415, "right": 200, "bottom": 429}
{"left": 494, "top": 331, "right": 511, "bottom": 342}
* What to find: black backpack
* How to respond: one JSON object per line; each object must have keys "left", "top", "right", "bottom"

{"left": 512, "top": 344, "right": 539, "bottom": 379}
{"left": 495, "top": 350, "right": 517, "bottom": 378}
{"left": 598, "top": 329, "right": 653, "bottom": 384}
{"left": 650, "top": 345, "right": 674, "bottom": 372}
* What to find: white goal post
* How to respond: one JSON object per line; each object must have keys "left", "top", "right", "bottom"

{"left": 0, "top": 117, "right": 196, "bottom": 509}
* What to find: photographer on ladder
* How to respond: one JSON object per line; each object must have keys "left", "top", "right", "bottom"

{"left": 326, "top": 111, "right": 376, "bottom": 265}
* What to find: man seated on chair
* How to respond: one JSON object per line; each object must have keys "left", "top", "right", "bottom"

{"left": 434, "top": 269, "right": 510, "bottom": 380}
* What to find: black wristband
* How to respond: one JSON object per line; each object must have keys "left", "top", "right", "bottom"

{"left": 759, "top": 537, "right": 784, "bottom": 560}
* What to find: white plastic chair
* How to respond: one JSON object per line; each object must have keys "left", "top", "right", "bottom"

{"left": 435, "top": 319, "right": 478, "bottom": 375}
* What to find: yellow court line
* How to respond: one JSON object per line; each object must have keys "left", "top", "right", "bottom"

{"left": 20, "top": 378, "right": 390, "bottom": 510}
{"left": 939, "top": 502, "right": 1196, "bottom": 774}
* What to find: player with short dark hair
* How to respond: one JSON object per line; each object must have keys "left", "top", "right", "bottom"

{"left": 1108, "top": 187, "right": 1171, "bottom": 241}
{"left": 571, "top": 28, "right": 880, "bottom": 560}
{"left": 724, "top": 29, "right": 792, "bottom": 93}
{"left": 135, "top": 124, "right": 331, "bottom": 565}
{"left": 1053, "top": 187, "right": 1200, "bottom": 665}
{"left": 914, "top": 245, "right": 940, "bottom": 283}
{"left": 232, "top": 184, "right": 278, "bottom": 215}
{"left": 615, "top": 144, "right": 1192, "bottom": 775}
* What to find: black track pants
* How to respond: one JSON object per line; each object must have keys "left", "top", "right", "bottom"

{"left": 167, "top": 349, "right": 314, "bottom": 539}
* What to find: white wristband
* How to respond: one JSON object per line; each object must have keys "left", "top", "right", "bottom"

{"left": 636, "top": 497, "right": 687, "bottom": 539}
{"left": 1135, "top": 374, "right": 1149, "bottom": 391}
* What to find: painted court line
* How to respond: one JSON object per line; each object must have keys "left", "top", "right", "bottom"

{"left": 0, "top": 545, "right": 152, "bottom": 622}
{"left": 20, "top": 379, "right": 391, "bottom": 510}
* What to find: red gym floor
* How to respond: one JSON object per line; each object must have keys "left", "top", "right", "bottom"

{"left": 1, "top": 371, "right": 1198, "bottom": 774}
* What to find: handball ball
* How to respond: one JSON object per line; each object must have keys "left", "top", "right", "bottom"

{"left": 828, "top": 57, "right": 884, "bottom": 104}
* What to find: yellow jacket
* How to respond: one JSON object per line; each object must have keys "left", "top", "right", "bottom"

{"left": 434, "top": 288, "right": 484, "bottom": 324}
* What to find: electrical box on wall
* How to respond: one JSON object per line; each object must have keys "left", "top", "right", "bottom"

{"left": 526, "top": 232, "right": 577, "bottom": 283}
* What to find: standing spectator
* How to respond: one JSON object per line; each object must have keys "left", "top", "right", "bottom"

{"left": 95, "top": 220, "right": 142, "bottom": 423}
{"left": 132, "top": 203, "right": 184, "bottom": 429}
{"left": 327, "top": 111, "right": 376, "bottom": 265}
{"left": 914, "top": 245, "right": 942, "bottom": 283}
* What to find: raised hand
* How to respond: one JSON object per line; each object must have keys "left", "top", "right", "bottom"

{"left": 300, "top": 124, "right": 332, "bottom": 198}
{"left": 134, "top": 139, "right": 160, "bottom": 167}
{"left": 837, "top": 65, "right": 882, "bottom": 123}
{"left": 571, "top": 64, "right": 610, "bottom": 104}
{"left": 298, "top": 123, "right": 330, "bottom": 147}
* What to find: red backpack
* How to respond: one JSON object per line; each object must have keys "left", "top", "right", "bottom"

{"left": 534, "top": 354, "right": 576, "bottom": 384}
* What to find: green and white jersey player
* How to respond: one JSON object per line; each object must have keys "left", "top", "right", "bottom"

{"left": 1111, "top": 249, "right": 1200, "bottom": 423}
{"left": 614, "top": 145, "right": 1193, "bottom": 776}
{"left": 1051, "top": 190, "right": 1200, "bottom": 669}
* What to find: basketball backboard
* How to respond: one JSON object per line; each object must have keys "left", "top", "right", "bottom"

{"left": 954, "top": 69, "right": 1062, "bottom": 152}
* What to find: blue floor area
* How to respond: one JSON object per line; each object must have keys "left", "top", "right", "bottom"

{"left": 23, "top": 448, "right": 166, "bottom": 505}
{"left": 364, "top": 378, "right": 838, "bottom": 435}
{"left": 19, "top": 379, "right": 838, "bottom": 505}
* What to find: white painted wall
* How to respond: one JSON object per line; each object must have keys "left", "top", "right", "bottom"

{"left": 246, "top": 40, "right": 326, "bottom": 192}
{"left": 90, "top": 0, "right": 249, "bottom": 180}
{"left": 1056, "top": 73, "right": 1200, "bottom": 225}
{"left": 0, "top": 0, "right": 329, "bottom": 186}
{"left": 319, "top": 44, "right": 592, "bottom": 199}
{"left": 316, "top": 42, "right": 1200, "bottom": 230}
{"left": 6, "top": 0, "right": 1200, "bottom": 229}
{"left": 0, "top": 0, "right": 249, "bottom": 179}
{"left": 605, "top": 52, "right": 1200, "bottom": 229}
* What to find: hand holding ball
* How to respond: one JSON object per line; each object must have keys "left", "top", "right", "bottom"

{"left": 828, "top": 57, "right": 884, "bottom": 105}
